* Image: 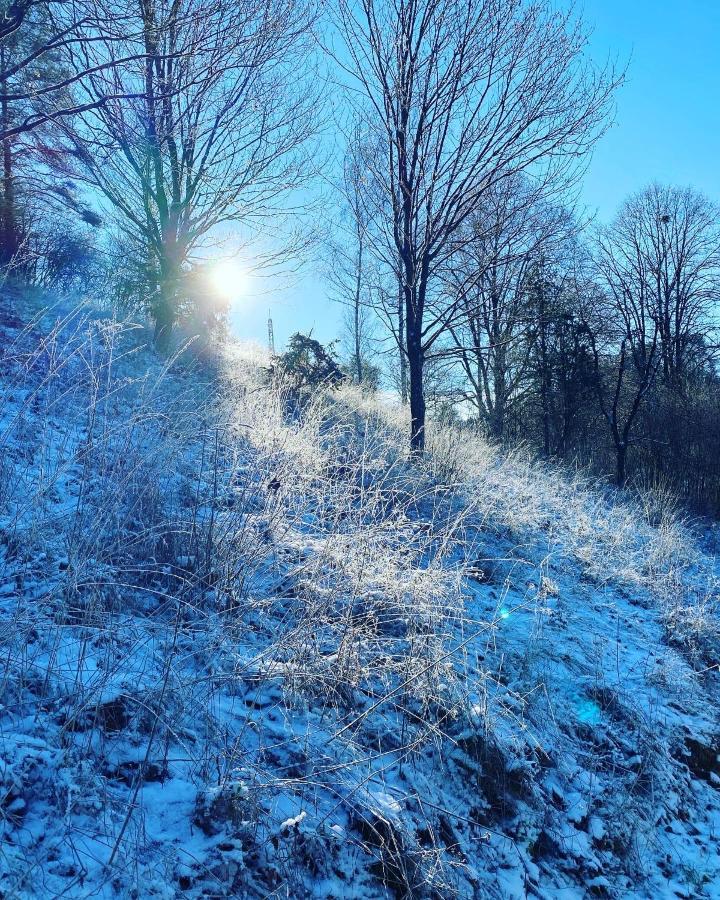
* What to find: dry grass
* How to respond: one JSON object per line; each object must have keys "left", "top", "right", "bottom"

{"left": 0, "top": 301, "right": 717, "bottom": 897}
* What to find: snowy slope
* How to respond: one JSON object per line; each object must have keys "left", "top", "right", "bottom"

{"left": 1, "top": 293, "right": 719, "bottom": 899}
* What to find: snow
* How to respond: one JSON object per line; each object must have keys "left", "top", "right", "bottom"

{"left": 0, "top": 292, "right": 719, "bottom": 897}
{"left": 280, "top": 810, "right": 308, "bottom": 830}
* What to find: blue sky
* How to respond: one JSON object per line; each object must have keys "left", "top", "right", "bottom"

{"left": 581, "top": 0, "right": 720, "bottom": 214}
{"left": 231, "top": 0, "right": 720, "bottom": 351}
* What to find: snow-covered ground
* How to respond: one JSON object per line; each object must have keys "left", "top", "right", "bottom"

{"left": 1, "top": 293, "right": 719, "bottom": 898}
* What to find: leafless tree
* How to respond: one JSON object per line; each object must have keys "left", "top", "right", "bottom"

{"left": 331, "top": 126, "right": 410, "bottom": 399}
{"left": 591, "top": 183, "right": 720, "bottom": 486}
{"left": 445, "top": 176, "right": 575, "bottom": 440}
{"left": 0, "top": 1, "right": 85, "bottom": 141}
{"left": 67, "top": 0, "right": 318, "bottom": 345}
{"left": 592, "top": 206, "right": 666, "bottom": 487}
{"left": 0, "top": 3, "right": 93, "bottom": 267}
{"left": 327, "top": 132, "right": 379, "bottom": 384}
{"left": 331, "top": 0, "right": 620, "bottom": 451}
{"left": 601, "top": 183, "right": 720, "bottom": 383}
{"left": 0, "top": 2, "right": 168, "bottom": 141}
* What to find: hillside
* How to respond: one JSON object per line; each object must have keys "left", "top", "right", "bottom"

{"left": 1, "top": 295, "right": 719, "bottom": 899}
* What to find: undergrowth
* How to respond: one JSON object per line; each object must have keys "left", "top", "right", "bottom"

{"left": 1, "top": 299, "right": 718, "bottom": 898}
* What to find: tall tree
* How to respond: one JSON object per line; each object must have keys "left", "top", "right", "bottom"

{"left": 333, "top": 128, "right": 410, "bottom": 400}
{"left": 602, "top": 184, "right": 720, "bottom": 384}
{"left": 70, "top": 0, "right": 317, "bottom": 345}
{"left": 591, "top": 184, "right": 720, "bottom": 486}
{"left": 0, "top": 2, "right": 102, "bottom": 276}
{"left": 445, "top": 176, "right": 574, "bottom": 442}
{"left": 328, "top": 132, "right": 377, "bottom": 385}
{"left": 0, "top": 1, "right": 159, "bottom": 142}
{"left": 592, "top": 200, "right": 667, "bottom": 487}
{"left": 333, "top": 0, "right": 619, "bottom": 451}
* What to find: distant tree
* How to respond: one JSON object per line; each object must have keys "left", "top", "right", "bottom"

{"left": 329, "top": 127, "right": 410, "bottom": 401}
{"left": 589, "top": 183, "right": 720, "bottom": 491}
{"left": 601, "top": 184, "right": 720, "bottom": 383}
{"left": 328, "top": 131, "right": 377, "bottom": 385}
{"left": 338, "top": 299, "right": 380, "bottom": 387}
{"left": 589, "top": 327, "right": 660, "bottom": 490}
{"left": 445, "top": 176, "right": 575, "bottom": 443}
{"left": 333, "top": 0, "right": 620, "bottom": 452}
{"left": 592, "top": 205, "right": 666, "bottom": 487}
{"left": 342, "top": 354, "right": 381, "bottom": 390}
{"left": 21, "top": 220, "right": 100, "bottom": 290}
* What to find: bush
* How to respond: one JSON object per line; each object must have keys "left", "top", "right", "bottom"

{"left": 275, "top": 332, "right": 346, "bottom": 392}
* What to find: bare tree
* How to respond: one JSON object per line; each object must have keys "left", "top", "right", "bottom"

{"left": 605, "top": 184, "right": 720, "bottom": 383}
{"left": 592, "top": 203, "right": 667, "bottom": 487}
{"left": 0, "top": 2, "right": 167, "bottom": 141}
{"left": 591, "top": 184, "right": 720, "bottom": 486}
{"left": 445, "top": 176, "right": 575, "bottom": 441}
{"left": 0, "top": 1, "right": 87, "bottom": 141}
{"left": 0, "top": 3, "right": 104, "bottom": 274}
{"left": 332, "top": 126, "right": 410, "bottom": 399}
{"left": 68, "top": 0, "right": 318, "bottom": 345}
{"left": 332, "top": 0, "right": 619, "bottom": 451}
{"left": 327, "top": 132, "right": 378, "bottom": 384}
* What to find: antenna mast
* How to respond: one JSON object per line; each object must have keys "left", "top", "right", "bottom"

{"left": 267, "top": 311, "right": 275, "bottom": 355}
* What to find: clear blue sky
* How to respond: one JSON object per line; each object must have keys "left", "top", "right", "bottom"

{"left": 231, "top": 0, "right": 720, "bottom": 351}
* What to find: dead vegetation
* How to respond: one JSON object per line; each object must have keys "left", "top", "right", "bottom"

{"left": 1, "top": 298, "right": 719, "bottom": 898}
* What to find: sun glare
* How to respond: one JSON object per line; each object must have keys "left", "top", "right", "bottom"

{"left": 209, "top": 259, "right": 247, "bottom": 303}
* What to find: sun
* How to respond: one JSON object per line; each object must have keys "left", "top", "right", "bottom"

{"left": 209, "top": 259, "right": 247, "bottom": 302}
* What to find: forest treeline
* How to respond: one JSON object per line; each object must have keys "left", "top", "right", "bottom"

{"left": 1, "top": 1, "right": 719, "bottom": 514}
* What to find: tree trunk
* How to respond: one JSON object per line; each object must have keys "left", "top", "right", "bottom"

{"left": 408, "top": 341, "right": 425, "bottom": 452}
{"left": 0, "top": 47, "right": 18, "bottom": 269}
{"left": 538, "top": 278, "right": 551, "bottom": 457}
{"left": 398, "top": 273, "right": 408, "bottom": 405}
{"left": 489, "top": 401, "right": 505, "bottom": 442}
{"left": 406, "top": 281, "right": 425, "bottom": 452}
{"left": 490, "top": 344, "right": 506, "bottom": 442}
{"left": 153, "top": 281, "right": 176, "bottom": 350}
{"left": 616, "top": 442, "right": 627, "bottom": 488}
{"left": 354, "top": 238, "right": 363, "bottom": 383}
{"left": 154, "top": 245, "right": 180, "bottom": 350}
{"left": 354, "top": 303, "right": 363, "bottom": 383}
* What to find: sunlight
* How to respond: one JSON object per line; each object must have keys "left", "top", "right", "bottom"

{"left": 209, "top": 259, "right": 248, "bottom": 304}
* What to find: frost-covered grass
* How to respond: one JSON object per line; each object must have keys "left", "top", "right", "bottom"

{"left": 1, "top": 295, "right": 719, "bottom": 898}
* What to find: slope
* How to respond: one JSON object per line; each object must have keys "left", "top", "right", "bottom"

{"left": 0, "top": 294, "right": 719, "bottom": 899}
